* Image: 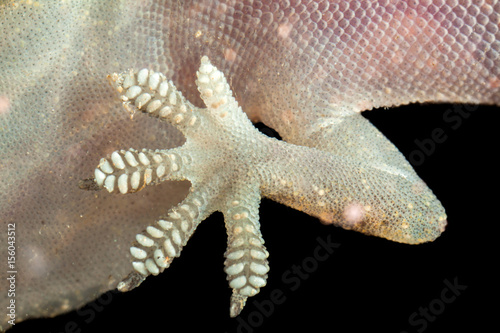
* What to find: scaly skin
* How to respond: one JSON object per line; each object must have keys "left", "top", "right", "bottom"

{"left": 93, "top": 57, "right": 446, "bottom": 316}
{"left": 0, "top": 0, "right": 498, "bottom": 330}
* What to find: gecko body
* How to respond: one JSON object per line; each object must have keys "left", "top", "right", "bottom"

{"left": 0, "top": 0, "right": 498, "bottom": 330}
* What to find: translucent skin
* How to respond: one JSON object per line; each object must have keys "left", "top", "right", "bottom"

{"left": 0, "top": 0, "right": 498, "bottom": 330}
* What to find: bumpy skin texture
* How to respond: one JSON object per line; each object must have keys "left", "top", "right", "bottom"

{"left": 0, "top": 0, "right": 498, "bottom": 330}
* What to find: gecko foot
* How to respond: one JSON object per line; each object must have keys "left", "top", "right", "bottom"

{"left": 87, "top": 55, "right": 447, "bottom": 316}
{"left": 90, "top": 57, "right": 273, "bottom": 315}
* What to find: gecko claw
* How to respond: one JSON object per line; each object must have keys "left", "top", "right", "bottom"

{"left": 78, "top": 178, "right": 101, "bottom": 191}
{"left": 230, "top": 293, "right": 248, "bottom": 318}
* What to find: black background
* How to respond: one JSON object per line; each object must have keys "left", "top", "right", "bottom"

{"left": 12, "top": 103, "right": 498, "bottom": 333}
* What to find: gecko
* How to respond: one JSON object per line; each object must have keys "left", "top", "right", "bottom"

{"left": 0, "top": 0, "right": 498, "bottom": 331}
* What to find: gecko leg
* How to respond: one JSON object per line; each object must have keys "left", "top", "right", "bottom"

{"left": 86, "top": 56, "right": 447, "bottom": 317}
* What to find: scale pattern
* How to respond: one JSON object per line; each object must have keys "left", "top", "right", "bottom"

{"left": 100, "top": 59, "right": 273, "bottom": 316}
{"left": 95, "top": 57, "right": 446, "bottom": 315}
{"left": 0, "top": 0, "right": 498, "bottom": 329}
